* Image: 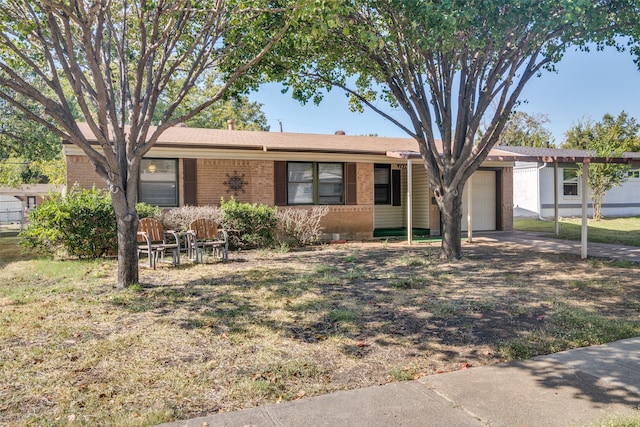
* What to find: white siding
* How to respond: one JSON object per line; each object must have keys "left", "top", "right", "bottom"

{"left": 373, "top": 163, "right": 430, "bottom": 230}
{"left": 374, "top": 164, "right": 404, "bottom": 229}
{"left": 513, "top": 163, "right": 540, "bottom": 216}
{"left": 521, "top": 164, "right": 640, "bottom": 218}
{"left": 411, "top": 164, "right": 430, "bottom": 229}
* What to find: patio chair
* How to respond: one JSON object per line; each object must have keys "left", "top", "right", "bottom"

{"left": 137, "top": 217, "right": 181, "bottom": 268}
{"left": 188, "top": 218, "right": 228, "bottom": 263}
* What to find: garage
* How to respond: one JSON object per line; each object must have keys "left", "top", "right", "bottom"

{"left": 461, "top": 170, "right": 496, "bottom": 231}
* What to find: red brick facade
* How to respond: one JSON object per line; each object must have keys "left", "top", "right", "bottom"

{"left": 66, "top": 155, "right": 377, "bottom": 239}
{"left": 65, "top": 154, "right": 512, "bottom": 240}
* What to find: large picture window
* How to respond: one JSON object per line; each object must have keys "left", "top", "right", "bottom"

{"left": 563, "top": 168, "right": 579, "bottom": 197}
{"left": 139, "top": 158, "right": 178, "bottom": 206}
{"left": 287, "top": 162, "right": 344, "bottom": 205}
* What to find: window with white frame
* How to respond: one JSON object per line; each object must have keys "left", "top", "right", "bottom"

{"left": 139, "top": 158, "right": 178, "bottom": 206}
{"left": 627, "top": 169, "right": 640, "bottom": 180}
{"left": 563, "top": 168, "right": 579, "bottom": 197}
{"left": 287, "top": 162, "right": 344, "bottom": 205}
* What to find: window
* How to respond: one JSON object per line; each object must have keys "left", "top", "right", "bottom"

{"left": 374, "top": 164, "right": 391, "bottom": 205}
{"left": 628, "top": 169, "right": 640, "bottom": 180}
{"left": 287, "top": 162, "right": 344, "bottom": 205}
{"left": 139, "top": 158, "right": 178, "bottom": 206}
{"left": 563, "top": 168, "right": 579, "bottom": 197}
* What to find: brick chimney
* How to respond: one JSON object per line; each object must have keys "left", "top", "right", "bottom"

{"left": 227, "top": 119, "right": 235, "bottom": 130}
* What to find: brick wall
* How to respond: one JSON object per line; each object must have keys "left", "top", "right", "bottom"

{"left": 65, "top": 155, "right": 107, "bottom": 190}
{"left": 500, "top": 167, "right": 514, "bottom": 231}
{"left": 195, "top": 159, "right": 274, "bottom": 206}
{"left": 319, "top": 206, "right": 374, "bottom": 240}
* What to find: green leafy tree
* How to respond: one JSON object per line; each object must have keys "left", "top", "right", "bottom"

{"left": 269, "top": 0, "right": 635, "bottom": 260}
{"left": 184, "top": 95, "right": 269, "bottom": 131}
{"left": 497, "top": 112, "right": 555, "bottom": 148}
{"left": 0, "top": 95, "right": 67, "bottom": 186}
{"left": 0, "top": 0, "right": 298, "bottom": 288}
{"left": 155, "top": 71, "right": 270, "bottom": 130}
{"left": 562, "top": 112, "right": 640, "bottom": 220}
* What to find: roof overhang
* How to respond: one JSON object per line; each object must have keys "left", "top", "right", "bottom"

{"left": 386, "top": 150, "right": 640, "bottom": 166}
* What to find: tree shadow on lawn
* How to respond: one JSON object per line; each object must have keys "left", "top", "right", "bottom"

{"left": 112, "top": 242, "right": 640, "bottom": 405}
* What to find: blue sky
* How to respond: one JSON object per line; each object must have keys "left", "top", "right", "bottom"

{"left": 249, "top": 45, "right": 640, "bottom": 145}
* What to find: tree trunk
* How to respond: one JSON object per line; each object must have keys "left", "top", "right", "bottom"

{"left": 592, "top": 194, "right": 603, "bottom": 221}
{"left": 438, "top": 189, "right": 464, "bottom": 260}
{"left": 112, "top": 193, "right": 139, "bottom": 289}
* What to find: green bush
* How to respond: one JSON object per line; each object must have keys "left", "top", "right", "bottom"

{"left": 220, "top": 197, "right": 278, "bottom": 249}
{"left": 136, "top": 202, "right": 161, "bottom": 220}
{"left": 21, "top": 187, "right": 159, "bottom": 258}
{"left": 21, "top": 187, "right": 116, "bottom": 258}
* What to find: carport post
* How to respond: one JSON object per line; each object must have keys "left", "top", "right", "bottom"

{"left": 467, "top": 174, "right": 473, "bottom": 243}
{"left": 407, "top": 159, "right": 413, "bottom": 245}
{"left": 581, "top": 161, "right": 589, "bottom": 259}
{"left": 554, "top": 162, "right": 559, "bottom": 236}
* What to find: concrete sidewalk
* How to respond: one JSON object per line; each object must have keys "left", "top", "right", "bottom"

{"left": 159, "top": 337, "right": 640, "bottom": 427}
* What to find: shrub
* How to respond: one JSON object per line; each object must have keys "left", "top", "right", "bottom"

{"left": 276, "top": 206, "right": 328, "bottom": 246}
{"left": 21, "top": 187, "right": 116, "bottom": 258}
{"left": 220, "top": 197, "right": 278, "bottom": 249}
{"left": 159, "top": 205, "right": 223, "bottom": 231}
{"left": 136, "top": 202, "right": 161, "bottom": 220}
{"left": 21, "top": 186, "right": 161, "bottom": 258}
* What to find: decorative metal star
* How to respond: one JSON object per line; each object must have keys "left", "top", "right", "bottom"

{"left": 224, "top": 171, "right": 248, "bottom": 196}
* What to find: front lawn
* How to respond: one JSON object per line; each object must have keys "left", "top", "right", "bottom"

{"left": 514, "top": 216, "right": 640, "bottom": 247}
{"left": 1, "top": 237, "right": 639, "bottom": 425}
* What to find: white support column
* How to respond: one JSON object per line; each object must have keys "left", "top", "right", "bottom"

{"left": 467, "top": 175, "right": 473, "bottom": 243}
{"left": 581, "top": 162, "right": 589, "bottom": 259}
{"left": 554, "top": 162, "right": 559, "bottom": 236}
{"left": 407, "top": 159, "right": 413, "bottom": 245}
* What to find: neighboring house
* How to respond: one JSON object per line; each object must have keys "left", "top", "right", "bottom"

{"left": 63, "top": 124, "right": 516, "bottom": 240}
{"left": 0, "top": 184, "right": 65, "bottom": 212}
{"left": 0, "top": 194, "right": 23, "bottom": 224}
{"left": 499, "top": 146, "right": 640, "bottom": 218}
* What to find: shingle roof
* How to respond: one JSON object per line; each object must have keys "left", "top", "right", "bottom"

{"left": 68, "top": 124, "right": 639, "bottom": 165}
{"left": 72, "top": 123, "right": 422, "bottom": 155}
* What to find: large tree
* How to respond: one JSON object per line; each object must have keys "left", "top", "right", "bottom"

{"left": 0, "top": 95, "right": 67, "bottom": 186}
{"left": 496, "top": 111, "right": 555, "bottom": 148}
{"left": 0, "top": 0, "right": 298, "bottom": 287}
{"left": 273, "top": 0, "right": 635, "bottom": 260}
{"left": 562, "top": 112, "right": 640, "bottom": 220}
{"left": 154, "top": 70, "right": 271, "bottom": 130}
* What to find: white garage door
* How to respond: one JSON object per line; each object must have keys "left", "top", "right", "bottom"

{"left": 461, "top": 171, "right": 496, "bottom": 231}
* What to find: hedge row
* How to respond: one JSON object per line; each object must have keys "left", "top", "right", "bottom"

{"left": 21, "top": 189, "right": 328, "bottom": 258}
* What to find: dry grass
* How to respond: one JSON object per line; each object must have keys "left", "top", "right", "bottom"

{"left": 1, "top": 238, "right": 640, "bottom": 426}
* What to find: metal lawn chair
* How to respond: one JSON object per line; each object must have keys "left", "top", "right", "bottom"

{"left": 188, "top": 218, "right": 228, "bottom": 263}
{"left": 137, "top": 217, "right": 181, "bottom": 268}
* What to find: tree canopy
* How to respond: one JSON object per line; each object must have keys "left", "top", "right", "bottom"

{"left": 0, "top": 0, "right": 301, "bottom": 287}
{"left": 270, "top": 0, "right": 637, "bottom": 259}
{"left": 496, "top": 112, "right": 555, "bottom": 148}
{"left": 562, "top": 111, "right": 640, "bottom": 220}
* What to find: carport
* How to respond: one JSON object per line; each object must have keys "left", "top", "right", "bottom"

{"left": 388, "top": 148, "right": 640, "bottom": 259}
{"left": 489, "top": 149, "right": 640, "bottom": 259}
